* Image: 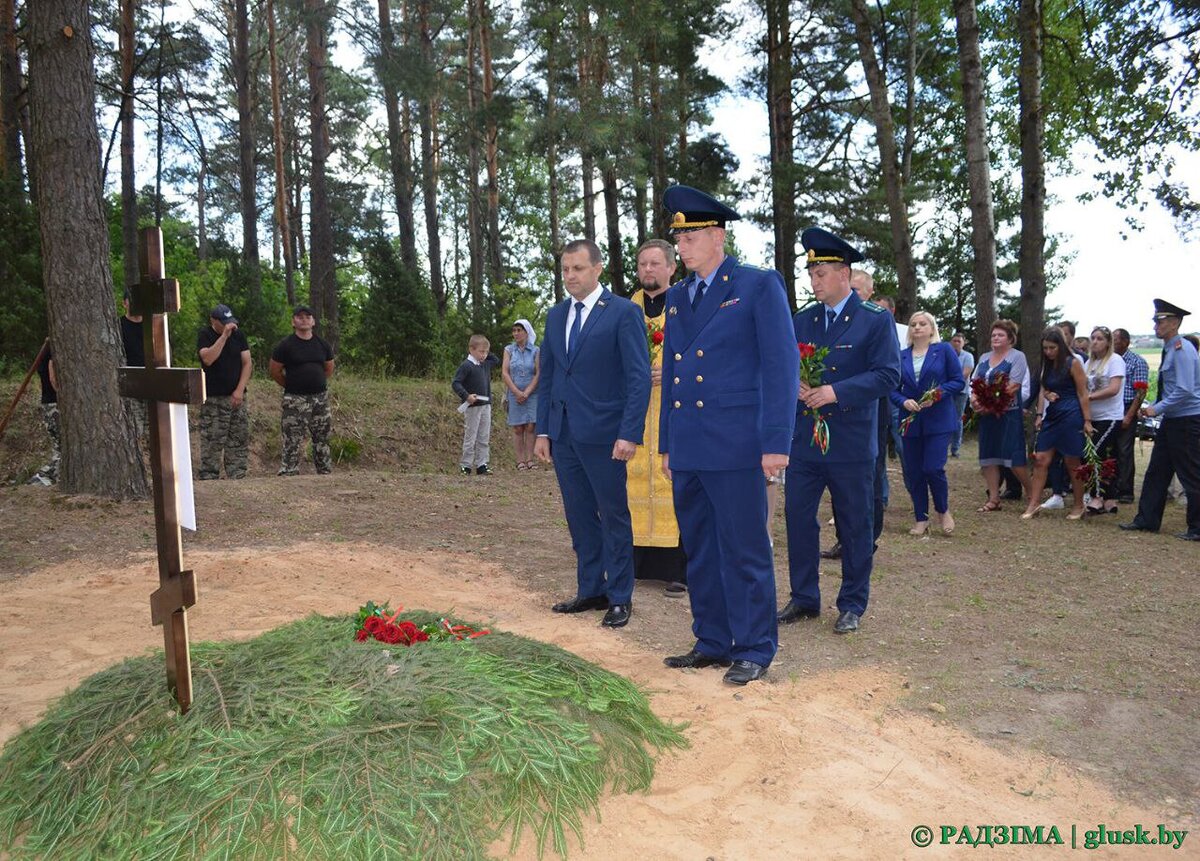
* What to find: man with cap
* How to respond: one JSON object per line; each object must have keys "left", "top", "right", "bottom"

{"left": 1120, "top": 299, "right": 1200, "bottom": 540}
{"left": 119, "top": 291, "right": 148, "bottom": 440}
{"left": 270, "top": 305, "right": 336, "bottom": 476}
{"left": 658, "top": 185, "right": 799, "bottom": 685}
{"left": 197, "top": 304, "right": 252, "bottom": 479}
{"left": 535, "top": 238, "right": 650, "bottom": 629}
{"left": 780, "top": 228, "right": 901, "bottom": 634}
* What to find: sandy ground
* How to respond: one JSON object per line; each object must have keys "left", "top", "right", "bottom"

{"left": 0, "top": 544, "right": 1185, "bottom": 859}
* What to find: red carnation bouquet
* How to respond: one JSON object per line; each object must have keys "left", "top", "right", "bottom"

{"left": 799, "top": 342, "right": 831, "bottom": 454}
{"left": 970, "top": 371, "right": 1015, "bottom": 417}
{"left": 646, "top": 320, "right": 664, "bottom": 361}
{"left": 1074, "top": 433, "right": 1117, "bottom": 496}
{"left": 1132, "top": 380, "right": 1149, "bottom": 393}
{"left": 898, "top": 386, "right": 943, "bottom": 436}
{"left": 353, "top": 601, "right": 489, "bottom": 646}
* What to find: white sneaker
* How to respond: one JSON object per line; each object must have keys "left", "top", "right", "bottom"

{"left": 1039, "top": 494, "right": 1065, "bottom": 511}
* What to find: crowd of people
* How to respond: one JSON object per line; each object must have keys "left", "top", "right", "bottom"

{"left": 29, "top": 183, "right": 1199, "bottom": 688}
{"left": 31, "top": 301, "right": 338, "bottom": 483}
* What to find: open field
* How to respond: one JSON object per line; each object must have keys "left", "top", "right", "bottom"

{"left": 1, "top": 373, "right": 1196, "bottom": 855}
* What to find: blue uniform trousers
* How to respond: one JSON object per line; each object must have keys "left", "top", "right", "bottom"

{"left": 901, "top": 431, "right": 953, "bottom": 521}
{"left": 786, "top": 457, "right": 875, "bottom": 616}
{"left": 552, "top": 413, "right": 635, "bottom": 605}
{"left": 672, "top": 468, "right": 777, "bottom": 666}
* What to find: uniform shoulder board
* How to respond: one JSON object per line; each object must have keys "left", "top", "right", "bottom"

{"left": 734, "top": 262, "right": 769, "bottom": 275}
{"left": 797, "top": 302, "right": 819, "bottom": 313}
{"left": 862, "top": 301, "right": 885, "bottom": 314}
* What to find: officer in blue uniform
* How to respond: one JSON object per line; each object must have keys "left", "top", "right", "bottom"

{"left": 1120, "top": 298, "right": 1200, "bottom": 540}
{"left": 658, "top": 185, "right": 800, "bottom": 685}
{"left": 780, "top": 228, "right": 901, "bottom": 634}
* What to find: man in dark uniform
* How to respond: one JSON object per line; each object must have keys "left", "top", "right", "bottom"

{"left": 658, "top": 185, "right": 799, "bottom": 685}
{"left": 780, "top": 228, "right": 901, "bottom": 634}
{"left": 1120, "top": 299, "right": 1200, "bottom": 540}
{"left": 119, "top": 290, "right": 147, "bottom": 439}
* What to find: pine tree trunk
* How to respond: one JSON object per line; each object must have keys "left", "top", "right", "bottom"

{"left": 119, "top": 0, "right": 138, "bottom": 291}
{"left": 764, "top": 0, "right": 797, "bottom": 308}
{"left": 545, "top": 26, "right": 562, "bottom": 303}
{"left": 306, "top": 0, "right": 338, "bottom": 350}
{"left": 1018, "top": 0, "right": 1046, "bottom": 374}
{"left": 417, "top": 0, "right": 445, "bottom": 316}
{"left": 377, "top": 0, "right": 418, "bottom": 269}
{"left": 602, "top": 163, "right": 624, "bottom": 295}
{"left": 234, "top": 0, "right": 260, "bottom": 298}
{"left": 648, "top": 51, "right": 667, "bottom": 237}
{"left": 477, "top": 0, "right": 502, "bottom": 291}
{"left": 954, "top": 0, "right": 997, "bottom": 356}
{"left": 28, "top": 0, "right": 147, "bottom": 499}
{"left": 849, "top": 0, "right": 918, "bottom": 319}
{"left": 465, "top": 15, "right": 484, "bottom": 324}
{"left": 268, "top": 0, "right": 295, "bottom": 303}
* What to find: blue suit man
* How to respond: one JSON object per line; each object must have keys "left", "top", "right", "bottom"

{"left": 536, "top": 239, "right": 651, "bottom": 627}
{"left": 658, "top": 186, "right": 799, "bottom": 685}
{"left": 780, "top": 228, "right": 900, "bottom": 634}
{"left": 889, "top": 326, "right": 965, "bottom": 532}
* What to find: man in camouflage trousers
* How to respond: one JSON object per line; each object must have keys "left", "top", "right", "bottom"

{"left": 270, "top": 305, "right": 335, "bottom": 475}
{"left": 197, "top": 304, "right": 252, "bottom": 479}
{"left": 29, "top": 347, "right": 60, "bottom": 486}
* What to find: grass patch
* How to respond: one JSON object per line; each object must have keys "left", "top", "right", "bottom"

{"left": 0, "top": 614, "right": 686, "bottom": 860}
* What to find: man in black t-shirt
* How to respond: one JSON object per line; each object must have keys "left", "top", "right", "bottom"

{"left": 28, "top": 345, "right": 59, "bottom": 486}
{"left": 197, "top": 304, "right": 253, "bottom": 479}
{"left": 269, "top": 304, "right": 336, "bottom": 475}
{"left": 120, "top": 291, "right": 148, "bottom": 439}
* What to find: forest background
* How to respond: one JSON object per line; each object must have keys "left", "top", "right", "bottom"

{"left": 2, "top": 0, "right": 1198, "bottom": 497}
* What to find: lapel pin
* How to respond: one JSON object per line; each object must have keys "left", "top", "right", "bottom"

{"left": 598, "top": 300, "right": 607, "bottom": 307}
{"left": 669, "top": 306, "right": 678, "bottom": 316}
{"left": 843, "top": 315, "right": 849, "bottom": 321}
{"left": 723, "top": 275, "right": 729, "bottom": 281}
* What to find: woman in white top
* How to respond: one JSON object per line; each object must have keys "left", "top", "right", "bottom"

{"left": 1084, "top": 326, "right": 1126, "bottom": 515}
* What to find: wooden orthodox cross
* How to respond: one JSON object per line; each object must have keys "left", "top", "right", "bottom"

{"left": 118, "top": 227, "right": 206, "bottom": 713}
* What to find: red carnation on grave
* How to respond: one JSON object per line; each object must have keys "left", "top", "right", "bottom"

{"left": 363, "top": 615, "right": 385, "bottom": 635}
{"left": 355, "top": 628, "right": 369, "bottom": 642}
{"left": 379, "top": 623, "right": 403, "bottom": 644}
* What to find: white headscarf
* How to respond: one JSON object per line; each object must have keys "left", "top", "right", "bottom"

{"left": 514, "top": 318, "right": 536, "bottom": 348}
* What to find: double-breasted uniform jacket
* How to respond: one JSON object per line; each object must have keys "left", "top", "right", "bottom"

{"left": 536, "top": 288, "right": 650, "bottom": 446}
{"left": 888, "top": 341, "right": 966, "bottom": 437}
{"left": 792, "top": 291, "right": 901, "bottom": 461}
{"left": 658, "top": 256, "right": 799, "bottom": 470}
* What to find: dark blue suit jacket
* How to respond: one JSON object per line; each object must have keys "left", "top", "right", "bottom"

{"left": 536, "top": 288, "right": 651, "bottom": 446}
{"left": 889, "top": 341, "right": 966, "bottom": 437}
{"left": 658, "top": 257, "right": 799, "bottom": 471}
{"left": 792, "top": 291, "right": 901, "bottom": 463}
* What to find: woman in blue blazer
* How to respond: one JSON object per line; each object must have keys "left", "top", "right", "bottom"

{"left": 890, "top": 311, "right": 966, "bottom": 535}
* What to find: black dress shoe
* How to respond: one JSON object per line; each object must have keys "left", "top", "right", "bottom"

{"left": 723, "top": 660, "right": 768, "bottom": 685}
{"left": 1176, "top": 531, "right": 1200, "bottom": 542}
{"left": 819, "top": 542, "right": 842, "bottom": 560}
{"left": 664, "top": 648, "right": 732, "bottom": 669}
{"left": 601, "top": 604, "right": 631, "bottom": 627}
{"left": 833, "top": 611, "right": 860, "bottom": 634}
{"left": 551, "top": 595, "right": 609, "bottom": 613}
{"left": 1118, "top": 522, "right": 1158, "bottom": 533}
{"left": 1001, "top": 490, "right": 1023, "bottom": 501}
{"left": 777, "top": 599, "right": 821, "bottom": 624}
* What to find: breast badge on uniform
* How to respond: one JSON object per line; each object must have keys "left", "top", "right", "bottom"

{"left": 668, "top": 306, "right": 678, "bottom": 316}
{"left": 719, "top": 298, "right": 740, "bottom": 309}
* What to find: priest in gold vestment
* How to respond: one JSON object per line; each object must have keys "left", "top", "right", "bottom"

{"left": 627, "top": 239, "right": 688, "bottom": 595}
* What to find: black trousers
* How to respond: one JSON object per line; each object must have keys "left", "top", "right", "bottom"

{"left": 1133, "top": 415, "right": 1200, "bottom": 532}
{"left": 1115, "top": 415, "right": 1138, "bottom": 500}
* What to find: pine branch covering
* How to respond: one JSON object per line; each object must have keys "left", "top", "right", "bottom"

{"left": 0, "top": 613, "right": 687, "bottom": 860}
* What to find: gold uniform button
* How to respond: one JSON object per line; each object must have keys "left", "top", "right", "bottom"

{"left": 696, "top": 400, "right": 704, "bottom": 408}
{"left": 673, "top": 376, "right": 680, "bottom": 384}
{"left": 696, "top": 349, "right": 704, "bottom": 357}
{"left": 674, "top": 400, "right": 681, "bottom": 408}
{"left": 696, "top": 375, "right": 704, "bottom": 383}
{"left": 674, "top": 353, "right": 682, "bottom": 361}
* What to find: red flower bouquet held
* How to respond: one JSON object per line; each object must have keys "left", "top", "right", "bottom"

{"left": 970, "top": 371, "right": 1015, "bottom": 417}
{"left": 798, "top": 342, "right": 831, "bottom": 455}
{"left": 898, "top": 386, "right": 943, "bottom": 436}
{"left": 353, "top": 601, "right": 489, "bottom": 646}
{"left": 1074, "top": 434, "right": 1117, "bottom": 497}
{"left": 1132, "top": 380, "right": 1149, "bottom": 393}
{"left": 646, "top": 321, "right": 664, "bottom": 360}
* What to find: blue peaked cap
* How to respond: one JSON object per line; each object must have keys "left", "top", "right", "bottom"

{"left": 663, "top": 185, "right": 740, "bottom": 234}
{"left": 800, "top": 227, "right": 864, "bottom": 267}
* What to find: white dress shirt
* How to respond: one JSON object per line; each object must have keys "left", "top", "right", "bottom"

{"left": 565, "top": 285, "right": 604, "bottom": 353}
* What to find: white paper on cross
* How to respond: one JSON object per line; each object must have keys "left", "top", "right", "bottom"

{"left": 170, "top": 403, "right": 197, "bottom": 531}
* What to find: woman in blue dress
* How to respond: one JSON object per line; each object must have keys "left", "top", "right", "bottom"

{"left": 971, "top": 319, "right": 1032, "bottom": 512}
{"left": 891, "top": 311, "right": 965, "bottom": 535}
{"left": 502, "top": 319, "right": 540, "bottom": 470}
{"left": 1022, "top": 327, "right": 1093, "bottom": 520}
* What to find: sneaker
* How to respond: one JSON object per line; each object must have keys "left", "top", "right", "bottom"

{"left": 1039, "top": 494, "right": 1065, "bottom": 511}
{"left": 476, "top": 465, "right": 490, "bottom": 476}
{"left": 460, "top": 466, "right": 472, "bottom": 475}
{"left": 26, "top": 474, "right": 51, "bottom": 487}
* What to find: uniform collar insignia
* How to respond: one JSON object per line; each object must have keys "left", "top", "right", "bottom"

{"left": 669, "top": 306, "right": 678, "bottom": 316}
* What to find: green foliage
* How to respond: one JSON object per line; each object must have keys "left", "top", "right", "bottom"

{"left": 348, "top": 237, "right": 441, "bottom": 376}
{"left": 0, "top": 614, "right": 686, "bottom": 860}
{"left": 329, "top": 435, "right": 362, "bottom": 463}
{"left": 0, "top": 180, "right": 45, "bottom": 371}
